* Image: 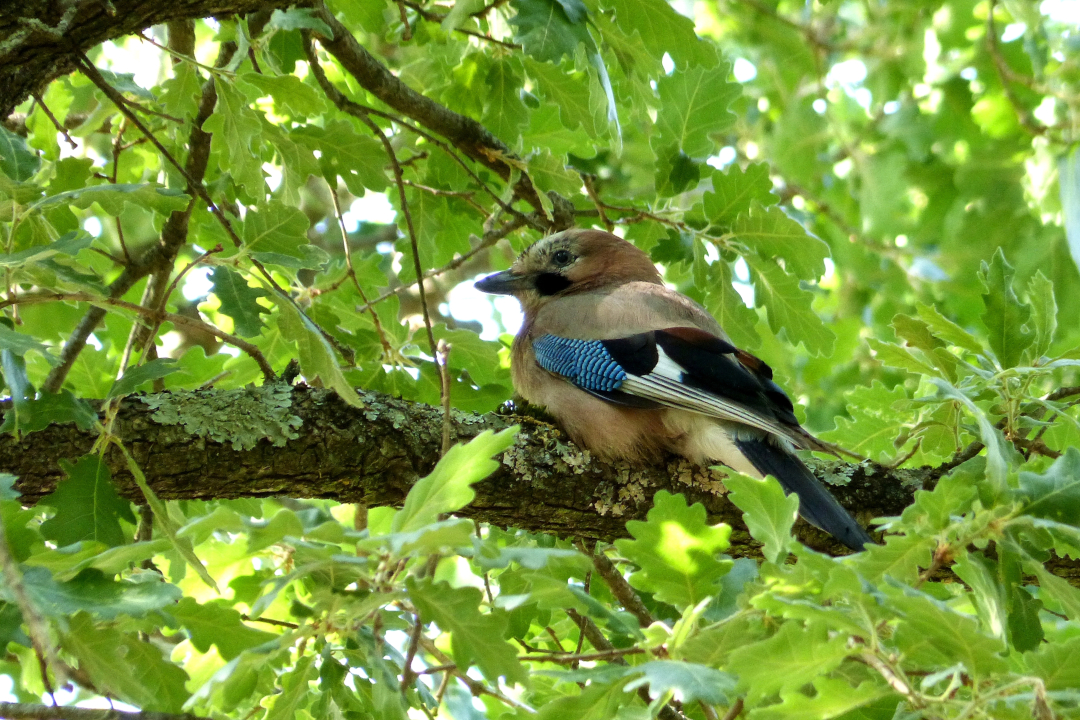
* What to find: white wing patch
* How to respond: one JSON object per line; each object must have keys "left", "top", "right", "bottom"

{"left": 620, "top": 348, "right": 794, "bottom": 440}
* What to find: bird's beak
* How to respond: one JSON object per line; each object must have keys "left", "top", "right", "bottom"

{"left": 475, "top": 270, "right": 532, "bottom": 295}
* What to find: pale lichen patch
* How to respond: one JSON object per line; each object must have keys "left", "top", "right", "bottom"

{"left": 139, "top": 383, "right": 302, "bottom": 451}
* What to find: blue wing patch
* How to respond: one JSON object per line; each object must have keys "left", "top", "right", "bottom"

{"left": 533, "top": 335, "right": 626, "bottom": 392}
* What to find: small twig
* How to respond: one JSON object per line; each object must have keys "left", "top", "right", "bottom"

{"left": 355, "top": 217, "right": 526, "bottom": 315}
{"left": 396, "top": 0, "right": 413, "bottom": 40}
{"left": 400, "top": 612, "right": 426, "bottom": 691}
{"left": 137, "top": 31, "right": 232, "bottom": 75}
{"left": 581, "top": 174, "right": 612, "bottom": 232}
{"left": 2, "top": 291, "right": 275, "bottom": 381}
{"left": 438, "top": 339, "right": 453, "bottom": 455}
{"left": 240, "top": 614, "right": 299, "bottom": 629}
{"left": 518, "top": 647, "right": 646, "bottom": 664}
{"left": 588, "top": 545, "right": 656, "bottom": 629}
{"left": 720, "top": 698, "right": 744, "bottom": 720}
{"left": 31, "top": 92, "right": 77, "bottom": 149}
{"left": 328, "top": 183, "right": 394, "bottom": 359}
{"left": 418, "top": 662, "right": 456, "bottom": 676}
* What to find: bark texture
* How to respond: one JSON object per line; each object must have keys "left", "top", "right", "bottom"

{"left": 2, "top": 384, "right": 921, "bottom": 555}
{"left": 0, "top": 0, "right": 292, "bottom": 117}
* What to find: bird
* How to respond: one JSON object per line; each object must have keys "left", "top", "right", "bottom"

{"left": 475, "top": 228, "right": 873, "bottom": 550}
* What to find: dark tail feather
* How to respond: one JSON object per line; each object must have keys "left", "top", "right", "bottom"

{"left": 735, "top": 437, "right": 874, "bottom": 550}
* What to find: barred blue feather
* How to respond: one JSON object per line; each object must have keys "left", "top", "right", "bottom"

{"left": 533, "top": 335, "right": 626, "bottom": 392}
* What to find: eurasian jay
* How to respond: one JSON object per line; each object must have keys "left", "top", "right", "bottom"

{"left": 475, "top": 228, "right": 872, "bottom": 550}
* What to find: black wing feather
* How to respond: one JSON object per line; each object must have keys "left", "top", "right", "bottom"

{"left": 735, "top": 436, "right": 873, "bottom": 550}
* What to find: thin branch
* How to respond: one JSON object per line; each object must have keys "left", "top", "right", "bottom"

{"left": 0, "top": 703, "right": 211, "bottom": 720}
{"left": 588, "top": 545, "right": 656, "bottom": 629}
{"left": 3, "top": 291, "right": 275, "bottom": 381}
{"left": 328, "top": 183, "right": 394, "bottom": 359}
{"left": 355, "top": 217, "right": 527, "bottom": 315}
{"left": 30, "top": 91, "right": 76, "bottom": 149}
{"left": 0, "top": 515, "right": 66, "bottom": 693}
{"left": 41, "top": 42, "right": 237, "bottom": 393}
{"left": 438, "top": 339, "right": 453, "bottom": 455}
{"left": 239, "top": 614, "right": 298, "bottom": 629}
{"left": 356, "top": 108, "right": 439, "bottom": 363}
{"left": 720, "top": 698, "right": 744, "bottom": 720}
{"left": 519, "top": 647, "right": 646, "bottom": 664}
{"left": 302, "top": 37, "right": 534, "bottom": 226}
{"left": 305, "top": 0, "right": 547, "bottom": 215}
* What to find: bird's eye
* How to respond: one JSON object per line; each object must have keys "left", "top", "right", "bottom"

{"left": 552, "top": 249, "right": 572, "bottom": 266}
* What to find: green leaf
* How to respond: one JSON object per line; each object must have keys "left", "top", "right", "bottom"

{"left": 0, "top": 230, "right": 92, "bottom": 268}
{"left": 241, "top": 72, "right": 329, "bottom": 118}
{"left": 524, "top": 58, "right": 598, "bottom": 137}
{"left": 34, "top": 183, "right": 190, "bottom": 216}
{"left": 916, "top": 304, "right": 985, "bottom": 355}
{"left": 18, "top": 567, "right": 182, "bottom": 620}
{"left": 1027, "top": 270, "right": 1056, "bottom": 361}
{"left": 867, "top": 338, "right": 941, "bottom": 378}
{"left": 210, "top": 266, "right": 270, "bottom": 337}
{"left": 303, "top": 120, "right": 389, "bottom": 194}
{"left": 203, "top": 78, "right": 265, "bottom": 193}
{"left": 888, "top": 590, "right": 1007, "bottom": 678}
{"left": 510, "top": 0, "right": 592, "bottom": 63}
{"left": 614, "top": 490, "right": 732, "bottom": 609}
{"left": 822, "top": 381, "right": 907, "bottom": 462}
{"left": 276, "top": 294, "right": 364, "bottom": 408}
{"left": 529, "top": 150, "right": 581, "bottom": 199}
{"left": 115, "top": 443, "right": 219, "bottom": 591}
{"left": 854, "top": 534, "right": 934, "bottom": 585}
{"left": 267, "top": 7, "right": 335, "bottom": 36}
{"left": 734, "top": 201, "right": 829, "bottom": 279}
{"left": 39, "top": 455, "right": 134, "bottom": 548}
{"left": 433, "top": 325, "right": 506, "bottom": 387}
{"left": 0, "top": 126, "right": 40, "bottom": 181}
{"left": 408, "top": 578, "right": 526, "bottom": 684}
{"left": 483, "top": 57, "right": 528, "bottom": 144}
{"left": 746, "top": 255, "right": 835, "bottom": 356}
{"left": 1016, "top": 447, "right": 1080, "bottom": 524}
{"left": 749, "top": 677, "right": 889, "bottom": 720}
{"left": 928, "top": 378, "right": 1008, "bottom": 496}
{"left": 0, "top": 323, "right": 54, "bottom": 361}
{"left": 1026, "top": 636, "right": 1080, "bottom": 690}
{"left": 168, "top": 597, "right": 277, "bottom": 661}
{"left": 239, "top": 201, "right": 311, "bottom": 258}
{"left": 96, "top": 68, "right": 155, "bottom": 99}
{"left": 728, "top": 622, "right": 852, "bottom": 703}
{"left": 391, "top": 427, "right": 518, "bottom": 534}
{"left": 655, "top": 64, "right": 739, "bottom": 158}
{"left": 63, "top": 612, "right": 190, "bottom": 712}
{"left": 265, "top": 655, "right": 316, "bottom": 720}
{"left": 602, "top": 0, "right": 718, "bottom": 69}
{"left": 703, "top": 260, "right": 759, "bottom": 350}
{"left": 724, "top": 473, "right": 797, "bottom": 564}
{"left": 979, "top": 248, "right": 1032, "bottom": 369}
{"left": 623, "top": 661, "right": 736, "bottom": 705}
{"left": 702, "top": 163, "right": 774, "bottom": 227}
{"left": 107, "top": 358, "right": 182, "bottom": 398}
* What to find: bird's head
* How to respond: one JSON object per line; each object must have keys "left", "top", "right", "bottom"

{"left": 475, "top": 229, "right": 661, "bottom": 311}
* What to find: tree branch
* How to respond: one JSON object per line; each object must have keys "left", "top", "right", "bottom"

{"left": 0, "top": 702, "right": 210, "bottom": 720}
{"left": 306, "top": 1, "right": 548, "bottom": 216}
{"left": 1, "top": 385, "right": 920, "bottom": 556}
{"left": 0, "top": 0, "right": 293, "bottom": 118}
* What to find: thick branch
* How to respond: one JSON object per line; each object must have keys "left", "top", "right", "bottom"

{"left": 0, "top": 0, "right": 292, "bottom": 118}
{"left": 4, "top": 385, "right": 918, "bottom": 556}
{"left": 307, "top": 2, "right": 547, "bottom": 215}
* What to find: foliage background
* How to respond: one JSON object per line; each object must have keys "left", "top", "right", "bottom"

{"left": 2, "top": 0, "right": 1080, "bottom": 718}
